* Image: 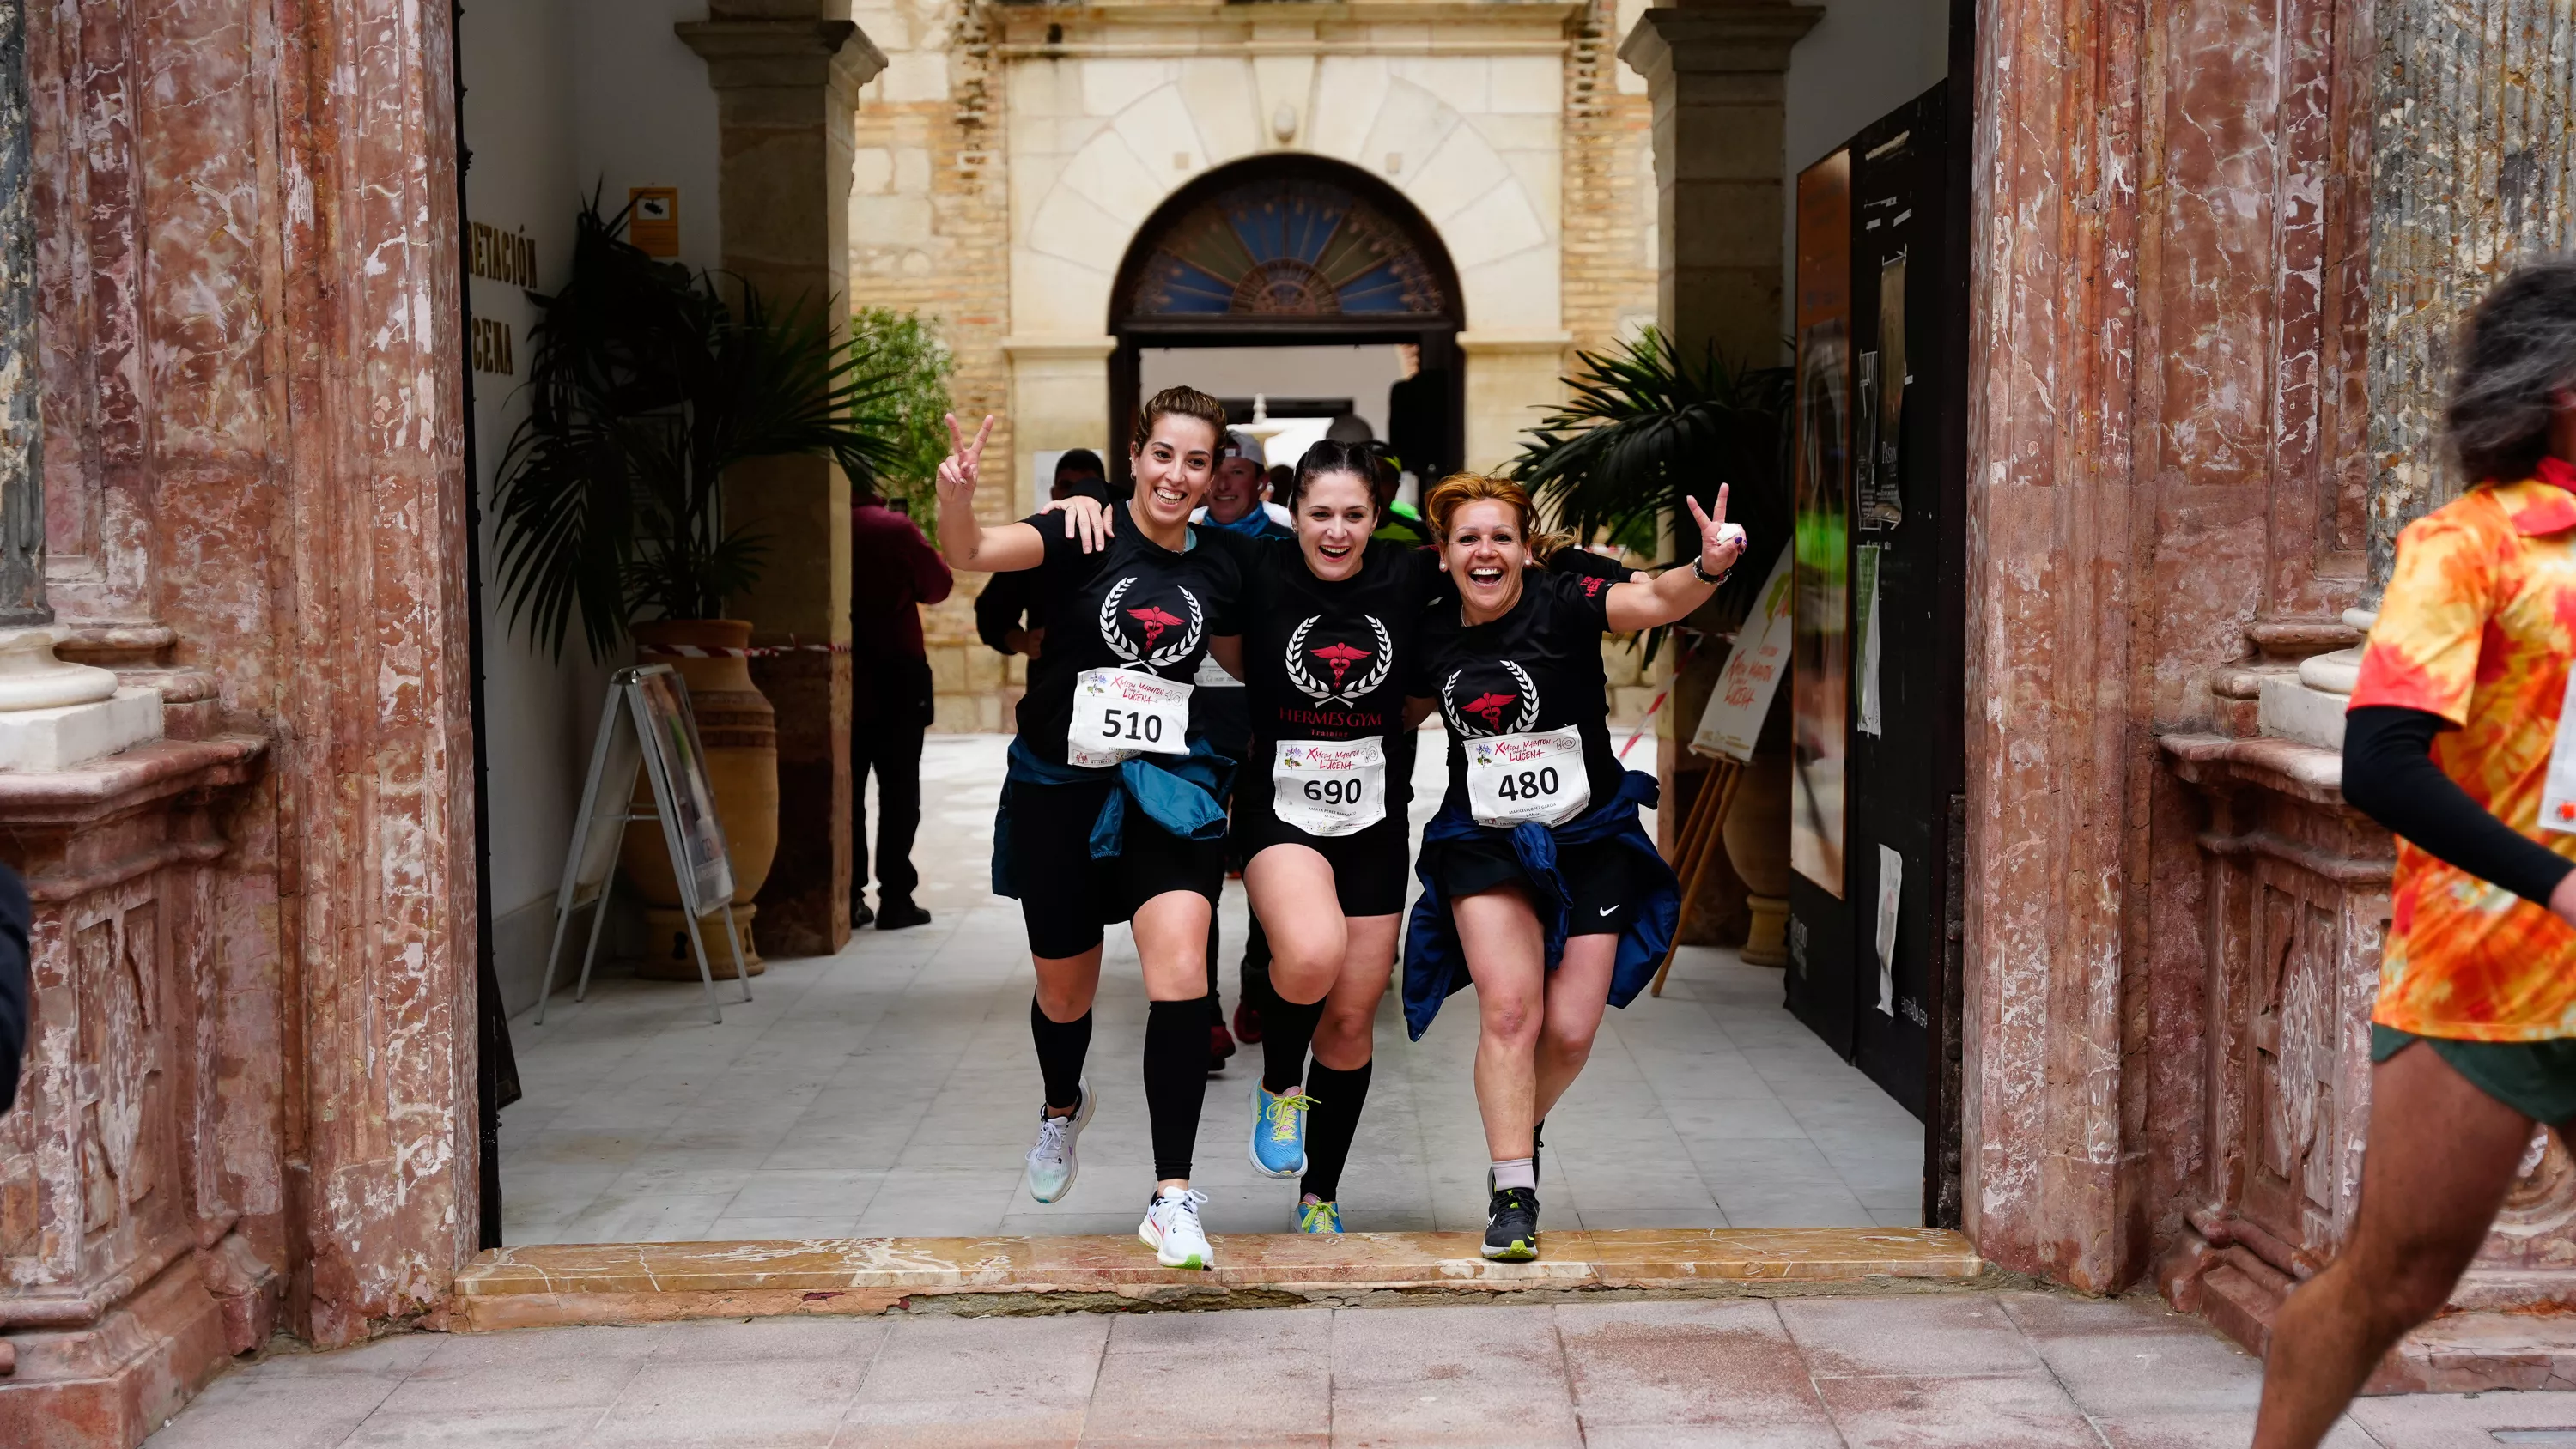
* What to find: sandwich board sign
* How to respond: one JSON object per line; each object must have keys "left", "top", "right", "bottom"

{"left": 534, "top": 664, "right": 750, "bottom": 1024}
{"left": 1691, "top": 544, "right": 1795, "bottom": 763}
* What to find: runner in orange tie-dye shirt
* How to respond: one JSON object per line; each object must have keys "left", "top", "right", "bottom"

{"left": 2257, "top": 263, "right": 2576, "bottom": 1449}
{"left": 2351, "top": 455, "right": 2576, "bottom": 1038}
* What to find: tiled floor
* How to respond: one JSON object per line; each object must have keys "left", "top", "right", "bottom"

{"left": 498, "top": 732, "right": 1924, "bottom": 1246}
{"left": 148, "top": 1290, "right": 2476, "bottom": 1447}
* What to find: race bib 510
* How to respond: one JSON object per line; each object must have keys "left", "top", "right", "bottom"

{"left": 1069, "top": 667, "right": 1191, "bottom": 768}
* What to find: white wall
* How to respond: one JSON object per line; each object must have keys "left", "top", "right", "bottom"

{"left": 463, "top": 0, "right": 726, "bottom": 1012}
{"left": 567, "top": 0, "right": 725, "bottom": 272}
{"left": 1782, "top": 0, "right": 1952, "bottom": 330}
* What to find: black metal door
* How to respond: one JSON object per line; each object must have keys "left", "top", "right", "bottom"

{"left": 1842, "top": 85, "right": 1955, "bottom": 1119}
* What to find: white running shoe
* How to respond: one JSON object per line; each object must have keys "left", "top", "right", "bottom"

{"left": 1138, "top": 1187, "right": 1215, "bottom": 1270}
{"left": 1024, "top": 1080, "right": 1093, "bottom": 1203}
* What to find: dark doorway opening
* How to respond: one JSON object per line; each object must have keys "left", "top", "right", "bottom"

{"left": 1106, "top": 155, "right": 1466, "bottom": 488}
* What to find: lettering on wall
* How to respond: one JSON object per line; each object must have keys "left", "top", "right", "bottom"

{"left": 470, "top": 222, "right": 538, "bottom": 287}
{"left": 472, "top": 316, "right": 515, "bottom": 376}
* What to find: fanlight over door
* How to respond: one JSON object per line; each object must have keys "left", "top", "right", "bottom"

{"left": 1119, "top": 175, "right": 1453, "bottom": 324}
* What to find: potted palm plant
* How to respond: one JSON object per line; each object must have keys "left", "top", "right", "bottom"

{"left": 494, "top": 196, "right": 900, "bottom": 975}
{"left": 1511, "top": 329, "right": 1795, "bottom": 961}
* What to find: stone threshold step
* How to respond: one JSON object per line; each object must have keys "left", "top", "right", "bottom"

{"left": 447, "top": 1228, "right": 1987, "bottom": 1332}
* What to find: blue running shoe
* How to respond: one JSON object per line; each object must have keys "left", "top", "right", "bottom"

{"left": 1249, "top": 1081, "right": 1315, "bottom": 1178}
{"left": 1294, "top": 1197, "right": 1343, "bottom": 1234}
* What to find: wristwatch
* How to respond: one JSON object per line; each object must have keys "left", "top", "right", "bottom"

{"left": 1690, "top": 555, "right": 1731, "bottom": 585}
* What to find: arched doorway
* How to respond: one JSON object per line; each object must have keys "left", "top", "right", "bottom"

{"left": 1108, "top": 155, "right": 1465, "bottom": 491}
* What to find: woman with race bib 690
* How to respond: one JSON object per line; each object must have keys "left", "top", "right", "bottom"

{"left": 1403, "top": 473, "right": 1745, "bottom": 1261}
{"left": 932, "top": 388, "right": 1250, "bottom": 1271}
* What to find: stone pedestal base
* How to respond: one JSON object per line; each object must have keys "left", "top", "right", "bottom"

{"left": 0, "top": 1252, "right": 238, "bottom": 1449}
{"left": 0, "top": 688, "right": 162, "bottom": 771}
{"left": 636, "top": 903, "right": 765, "bottom": 979}
{"left": 1741, "top": 894, "right": 1789, "bottom": 967}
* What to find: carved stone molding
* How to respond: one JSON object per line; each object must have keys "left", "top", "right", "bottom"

{"left": 0, "top": 735, "right": 265, "bottom": 1448}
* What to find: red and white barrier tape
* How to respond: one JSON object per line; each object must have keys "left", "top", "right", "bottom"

{"left": 1619, "top": 690, "right": 1668, "bottom": 760}
{"left": 637, "top": 641, "right": 854, "bottom": 658}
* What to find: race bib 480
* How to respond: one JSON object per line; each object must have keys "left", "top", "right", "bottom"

{"left": 1465, "top": 726, "right": 1589, "bottom": 828}
{"left": 1069, "top": 667, "right": 1192, "bottom": 768}
{"left": 1273, "top": 737, "right": 1388, "bottom": 837}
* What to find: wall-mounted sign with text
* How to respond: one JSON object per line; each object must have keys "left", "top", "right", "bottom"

{"left": 470, "top": 221, "right": 538, "bottom": 288}
{"left": 472, "top": 316, "right": 515, "bottom": 376}
{"left": 629, "top": 187, "right": 680, "bottom": 258}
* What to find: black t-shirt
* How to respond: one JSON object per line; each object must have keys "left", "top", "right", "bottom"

{"left": 1011, "top": 503, "right": 1249, "bottom": 765}
{"left": 1242, "top": 538, "right": 1432, "bottom": 748}
{"left": 1414, "top": 568, "right": 1625, "bottom": 815}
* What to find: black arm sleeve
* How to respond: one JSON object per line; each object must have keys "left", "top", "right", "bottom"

{"left": 2343, "top": 704, "right": 2576, "bottom": 906}
{"left": 0, "top": 863, "right": 28, "bottom": 1114}
{"left": 975, "top": 568, "right": 1031, "bottom": 654}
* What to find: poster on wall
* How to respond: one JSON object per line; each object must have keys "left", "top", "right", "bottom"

{"left": 1692, "top": 544, "right": 1795, "bottom": 763}
{"left": 1790, "top": 149, "right": 1853, "bottom": 899}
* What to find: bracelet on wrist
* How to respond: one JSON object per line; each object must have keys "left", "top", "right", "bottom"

{"left": 1690, "top": 555, "right": 1732, "bottom": 585}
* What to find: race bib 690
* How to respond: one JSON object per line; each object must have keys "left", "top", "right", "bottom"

{"left": 1272, "top": 737, "right": 1387, "bottom": 837}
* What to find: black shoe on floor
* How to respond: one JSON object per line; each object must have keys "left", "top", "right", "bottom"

{"left": 851, "top": 900, "right": 876, "bottom": 929}
{"left": 1483, "top": 1186, "right": 1540, "bottom": 1261}
{"left": 875, "top": 899, "right": 932, "bottom": 931}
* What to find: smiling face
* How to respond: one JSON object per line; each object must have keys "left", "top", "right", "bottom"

{"left": 1440, "top": 498, "right": 1530, "bottom": 621}
{"left": 1207, "top": 455, "right": 1267, "bottom": 524}
{"left": 1293, "top": 471, "right": 1376, "bottom": 582}
{"left": 1130, "top": 415, "right": 1221, "bottom": 531}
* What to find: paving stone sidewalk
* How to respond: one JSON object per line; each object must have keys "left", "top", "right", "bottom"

{"left": 146, "top": 1289, "right": 2562, "bottom": 1446}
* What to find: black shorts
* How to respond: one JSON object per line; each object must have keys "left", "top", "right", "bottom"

{"left": 1230, "top": 784, "right": 1413, "bottom": 918}
{"left": 1429, "top": 833, "right": 1643, "bottom": 937}
{"left": 1007, "top": 778, "right": 1224, "bottom": 959}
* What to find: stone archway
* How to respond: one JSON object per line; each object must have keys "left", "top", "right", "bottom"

{"left": 1104, "top": 155, "right": 1467, "bottom": 488}
{"left": 999, "top": 45, "right": 1574, "bottom": 510}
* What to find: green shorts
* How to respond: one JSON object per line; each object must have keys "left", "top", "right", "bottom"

{"left": 2372, "top": 1024, "right": 2576, "bottom": 1125}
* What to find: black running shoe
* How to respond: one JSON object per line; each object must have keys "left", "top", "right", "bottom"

{"left": 1483, "top": 1187, "right": 1540, "bottom": 1261}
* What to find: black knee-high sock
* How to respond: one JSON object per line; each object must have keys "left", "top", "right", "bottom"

{"left": 1030, "top": 998, "right": 1092, "bottom": 1112}
{"left": 1261, "top": 993, "right": 1324, "bottom": 1093}
{"left": 1145, "top": 997, "right": 1212, "bottom": 1180}
{"left": 1301, "top": 1058, "right": 1373, "bottom": 1203}
{"left": 1241, "top": 915, "right": 1273, "bottom": 1012}
{"left": 1204, "top": 916, "right": 1224, "bottom": 1022}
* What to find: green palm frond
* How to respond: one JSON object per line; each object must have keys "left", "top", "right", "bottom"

{"left": 491, "top": 193, "right": 911, "bottom": 660}
{"left": 1510, "top": 328, "right": 1792, "bottom": 638}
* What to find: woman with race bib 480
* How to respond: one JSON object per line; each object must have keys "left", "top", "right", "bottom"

{"left": 932, "top": 388, "right": 1252, "bottom": 1270}
{"left": 1404, "top": 473, "right": 1745, "bottom": 1261}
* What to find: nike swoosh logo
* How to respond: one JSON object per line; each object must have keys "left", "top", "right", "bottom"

{"left": 1597, "top": 906, "right": 1617, "bottom": 917}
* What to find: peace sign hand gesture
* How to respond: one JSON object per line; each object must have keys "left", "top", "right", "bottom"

{"left": 937, "top": 413, "right": 996, "bottom": 511}
{"left": 1687, "top": 484, "right": 1746, "bottom": 579}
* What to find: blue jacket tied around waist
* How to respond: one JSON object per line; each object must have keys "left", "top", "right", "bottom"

{"left": 990, "top": 735, "right": 1235, "bottom": 898}
{"left": 1400, "top": 768, "right": 1679, "bottom": 1040}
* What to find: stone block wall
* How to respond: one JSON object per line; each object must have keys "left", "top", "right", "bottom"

{"left": 846, "top": 0, "right": 1018, "bottom": 732}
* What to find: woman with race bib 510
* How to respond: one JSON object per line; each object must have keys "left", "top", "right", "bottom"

{"left": 932, "top": 388, "right": 1253, "bottom": 1270}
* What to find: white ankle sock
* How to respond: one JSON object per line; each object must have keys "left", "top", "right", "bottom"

{"left": 1492, "top": 1156, "right": 1536, "bottom": 1191}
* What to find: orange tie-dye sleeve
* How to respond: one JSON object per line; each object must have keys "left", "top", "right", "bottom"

{"left": 2349, "top": 506, "right": 2502, "bottom": 727}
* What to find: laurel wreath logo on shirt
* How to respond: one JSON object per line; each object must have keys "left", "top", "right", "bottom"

{"left": 1284, "top": 614, "right": 1394, "bottom": 706}
{"left": 1097, "top": 576, "right": 1205, "bottom": 669}
{"left": 1442, "top": 660, "right": 1540, "bottom": 737}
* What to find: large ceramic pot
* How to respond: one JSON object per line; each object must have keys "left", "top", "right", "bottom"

{"left": 1720, "top": 748, "right": 1794, "bottom": 967}
{"left": 622, "top": 619, "right": 779, "bottom": 979}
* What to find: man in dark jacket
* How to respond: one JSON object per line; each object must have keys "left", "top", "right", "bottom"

{"left": 851, "top": 483, "right": 955, "bottom": 930}
{"left": 0, "top": 863, "right": 30, "bottom": 1113}
{"left": 974, "top": 449, "right": 1109, "bottom": 664}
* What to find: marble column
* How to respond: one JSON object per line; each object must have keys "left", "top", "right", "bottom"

{"left": 679, "top": 7, "right": 888, "bottom": 957}
{"left": 0, "top": 0, "right": 39, "bottom": 627}
{"left": 2368, "top": 0, "right": 2576, "bottom": 583}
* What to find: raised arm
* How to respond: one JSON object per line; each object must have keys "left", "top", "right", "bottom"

{"left": 934, "top": 412, "right": 1049, "bottom": 573}
{"left": 1602, "top": 487, "right": 1747, "bottom": 633}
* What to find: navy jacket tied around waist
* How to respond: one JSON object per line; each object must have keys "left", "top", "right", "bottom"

{"left": 990, "top": 734, "right": 1236, "bottom": 898}
{"left": 1400, "top": 768, "right": 1679, "bottom": 1040}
